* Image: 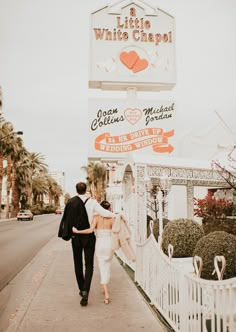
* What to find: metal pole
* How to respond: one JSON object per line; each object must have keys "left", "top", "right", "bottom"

{"left": 158, "top": 190, "right": 163, "bottom": 242}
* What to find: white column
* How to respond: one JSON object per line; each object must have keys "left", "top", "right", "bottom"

{"left": 158, "top": 190, "right": 163, "bottom": 242}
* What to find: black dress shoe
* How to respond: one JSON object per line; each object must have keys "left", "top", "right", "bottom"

{"left": 80, "top": 291, "right": 88, "bottom": 306}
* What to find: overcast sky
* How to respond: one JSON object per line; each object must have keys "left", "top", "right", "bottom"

{"left": 0, "top": 0, "right": 236, "bottom": 195}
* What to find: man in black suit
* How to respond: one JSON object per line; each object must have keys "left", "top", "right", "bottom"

{"left": 59, "top": 182, "right": 116, "bottom": 306}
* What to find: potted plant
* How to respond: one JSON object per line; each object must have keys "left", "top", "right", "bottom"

{"left": 161, "top": 218, "right": 204, "bottom": 273}
{"left": 193, "top": 231, "right": 236, "bottom": 280}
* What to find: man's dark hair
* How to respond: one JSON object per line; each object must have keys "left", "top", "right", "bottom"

{"left": 76, "top": 182, "right": 87, "bottom": 195}
{"left": 100, "top": 200, "right": 111, "bottom": 210}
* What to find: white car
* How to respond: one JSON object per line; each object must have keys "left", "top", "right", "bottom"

{"left": 17, "top": 209, "right": 34, "bottom": 221}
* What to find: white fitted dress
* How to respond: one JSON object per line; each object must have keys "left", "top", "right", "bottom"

{"left": 95, "top": 220, "right": 114, "bottom": 284}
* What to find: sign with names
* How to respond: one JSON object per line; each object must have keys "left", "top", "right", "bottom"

{"left": 88, "top": 98, "right": 176, "bottom": 158}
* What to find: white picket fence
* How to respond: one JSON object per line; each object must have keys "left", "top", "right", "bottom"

{"left": 109, "top": 180, "right": 236, "bottom": 331}
{"left": 133, "top": 232, "right": 236, "bottom": 332}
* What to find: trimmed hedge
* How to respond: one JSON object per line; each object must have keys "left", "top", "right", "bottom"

{"left": 31, "top": 205, "right": 55, "bottom": 215}
{"left": 193, "top": 231, "right": 236, "bottom": 280}
{"left": 202, "top": 217, "right": 236, "bottom": 236}
{"left": 161, "top": 218, "right": 204, "bottom": 258}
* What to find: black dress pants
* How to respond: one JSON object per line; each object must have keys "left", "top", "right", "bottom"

{"left": 71, "top": 234, "right": 96, "bottom": 293}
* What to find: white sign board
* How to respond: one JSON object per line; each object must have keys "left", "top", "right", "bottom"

{"left": 89, "top": 0, "right": 176, "bottom": 91}
{"left": 88, "top": 98, "right": 176, "bottom": 158}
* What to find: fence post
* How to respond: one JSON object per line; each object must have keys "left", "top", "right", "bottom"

{"left": 179, "top": 270, "right": 189, "bottom": 332}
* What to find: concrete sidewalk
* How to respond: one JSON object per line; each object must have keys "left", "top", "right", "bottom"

{"left": 3, "top": 235, "right": 167, "bottom": 332}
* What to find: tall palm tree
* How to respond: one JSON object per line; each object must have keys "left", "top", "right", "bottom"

{"left": 64, "top": 192, "right": 71, "bottom": 205}
{"left": 3, "top": 130, "right": 26, "bottom": 217}
{"left": 82, "top": 161, "right": 107, "bottom": 202}
{"left": 25, "top": 152, "right": 48, "bottom": 206}
{"left": 11, "top": 137, "right": 28, "bottom": 217}
{"left": 82, "top": 163, "right": 95, "bottom": 197}
{"left": 5, "top": 155, "right": 12, "bottom": 218}
{"left": 32, "top": 175, "right": 49, "bottom": 206}
{"left": 0, "top": 116, "right": 63, "bottom": 217}
{"left": 46, "top": 175, "right": 63, "bottom": 207}
{"left": 16, "top": 150, "right": 37, "bottom": 209}
{"left": 0, "top": 120, "right": 14, "bottom": 215}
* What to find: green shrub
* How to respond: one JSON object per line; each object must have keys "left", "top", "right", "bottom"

{"left": 161, "top": 218, "right": 204, "bottom": 258}
{"left": 43, "top": 205, "right": 55, "bottom": 214}
{"left": 31, "top": 205, "right": 55, "bottom": 215}
{"left": 193, "top": 231, "right": 236, "bottom": 280}
{"left": 202, "top": 217, "right": 236, "bottom": 236}
{"left": 31, "top": 206, "right": 41, "bottom": 215}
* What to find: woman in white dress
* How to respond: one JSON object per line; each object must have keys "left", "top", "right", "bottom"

{"left": 72, "top": 200, "right": 114, "bottom": 304}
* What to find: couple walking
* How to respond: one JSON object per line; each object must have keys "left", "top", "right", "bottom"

{"left": 58, "top": 182, "right": 132, "bottom": 306}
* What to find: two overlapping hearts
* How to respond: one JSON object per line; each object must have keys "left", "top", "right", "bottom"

{"left": 119, "top": 50, "right": 148, "bottom": 73}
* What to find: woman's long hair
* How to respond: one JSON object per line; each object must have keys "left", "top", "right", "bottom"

{"left": 100, "top": 200, "right": 111, "bottom": 210}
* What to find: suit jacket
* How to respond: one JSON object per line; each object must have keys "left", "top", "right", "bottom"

{"left": 112, "top": 214, "right": 136, "bottom": 262}
{"left": 58, "top": 196, "right": 91, "bottom": 241}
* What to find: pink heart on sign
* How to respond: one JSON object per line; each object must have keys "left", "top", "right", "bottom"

{"left": 124, "top": 108, "right": 142, "bottom": 125}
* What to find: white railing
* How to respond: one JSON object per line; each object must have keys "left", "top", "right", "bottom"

{"left": 112, "top": 182, "right": 236, "bottom": 331}
{"left": 134, "top": 233, "right": 236, "bottom": 332}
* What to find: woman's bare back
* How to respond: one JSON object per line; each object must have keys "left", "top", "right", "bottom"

{"left": 94, "top": 215, "right": 113, "bottom": 230}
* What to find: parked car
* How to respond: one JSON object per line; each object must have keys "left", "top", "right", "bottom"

{"left": 55, "top": 207, "right": 64, "bottom": 215}
{"left": 17, "top": 209, "right": 34, "bottom": 221}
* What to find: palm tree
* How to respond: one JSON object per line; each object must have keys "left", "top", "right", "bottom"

{"left": 5, "top": 155, "right": 12, "bottom": 217}
{"left": 0, "top": 120, "right": 14, "bottom": 215}
{"left": 25, "top": 152, "right": 48, "bottom": 206}
{"left": 3, "top": 130, "right": 27, "bottom": 217}
{"left": 82, "top": 161, "right": 107, "bottom": 202}
{"left": 11, "top": 137, "right": 28, "bottom": 217}
{"left": 0, "top": 115, "right": 65, "bottom": 218}
{"left": 46, "top": 175, "right": 63, "bottom": 207}
{"left": 82, "top": 163, "right": 95, "bottom": 197}
{"left": 32, "top": 175, "right": 49, "bottom": 206}
{"left": 64, "top": 192, "right": 71, "bottom": 205}
{"left": 52, "top": 183, "right": 63, "bottom": 207}
{"left": 0, "top": 116, "right": 64, "bottom": 217}
{"left": 16, "top": 150, "right": 37, "bottom": 209}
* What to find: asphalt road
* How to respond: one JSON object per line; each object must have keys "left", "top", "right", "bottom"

{"left": 0, "top": 214, "right": 61, "bottom": 292}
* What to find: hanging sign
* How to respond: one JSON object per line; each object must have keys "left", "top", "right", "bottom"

{"left": 89, "top": 0, "right": 176, "bottom": 91}
{"left": 88, "top": 98, "right": 175, "bottom": 158}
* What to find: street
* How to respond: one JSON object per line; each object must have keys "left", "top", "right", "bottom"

{"left": 0, "top": 214, "right": 60, "bottom": 292}
{"left": 0, "top": 214, "right": 61, "bottom": 331}
{"left": 0, "top": 219, "right": 167, "bottom": 332}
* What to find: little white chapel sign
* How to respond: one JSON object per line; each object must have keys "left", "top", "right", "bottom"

{"left": 89, "top": 0, "right": 176, "bottom": 91}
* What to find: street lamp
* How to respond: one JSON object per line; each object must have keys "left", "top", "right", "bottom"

{"left": 0, "top": 131, "right": 23, "bottom": 142}
{"left": 159, "top": 175, "right": 172, "bottom": 238}
{"left": 145, "top": 174, "right": 172, "bottom": 242}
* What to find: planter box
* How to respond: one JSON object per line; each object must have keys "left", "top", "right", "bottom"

{"left": 170, "top": 256, "right": 194, "bottom": 274}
